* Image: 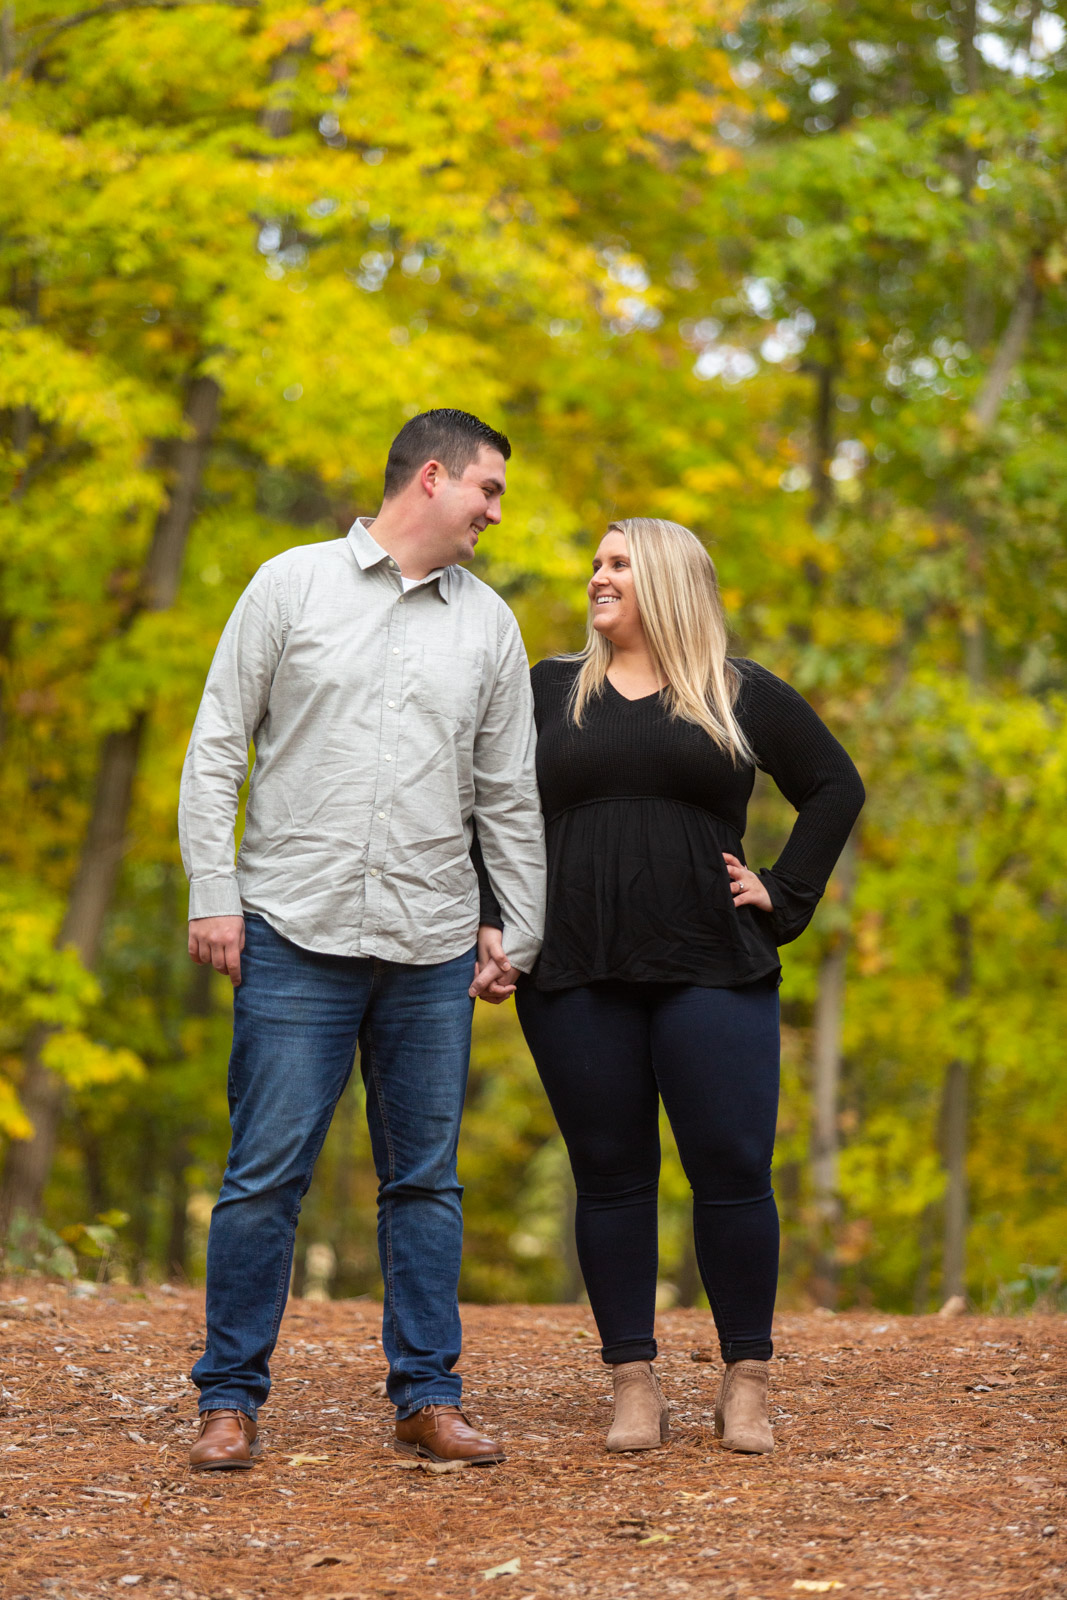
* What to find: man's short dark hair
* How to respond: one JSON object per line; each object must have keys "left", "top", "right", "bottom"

{"left": 383, "top": 409, "right": 511, "bottom": 499}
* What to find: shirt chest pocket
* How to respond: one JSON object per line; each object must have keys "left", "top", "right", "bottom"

{"left": 407, "top": 645, "right": 482, "bottom": 727}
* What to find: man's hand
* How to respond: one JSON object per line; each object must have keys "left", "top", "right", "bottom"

{"left": 469, "top": 925, "right": 518, "bottom": 1004}
{"left": 189, "top": 915, "right": 246, "bottom": 986}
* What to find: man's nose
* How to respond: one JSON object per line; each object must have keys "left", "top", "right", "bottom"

{"left": 485, "top": 500, "right": 502, "bottom": 525}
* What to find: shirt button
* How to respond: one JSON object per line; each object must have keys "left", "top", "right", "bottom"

{"left": 388, "top": 700, "right": 395, "bottom": 708}
{"left": 388, "top": 559, "right": 397, "bottom": 569}
{"left": 370, "top": 868, "right": 379, "bottom": 878}
{"left": 385, "top": 754, "right": 392, "bottom": 761}
{"left": 392, "top": 648, "right": 399, "bottom": 655}
{"left": 398, "top": 597, "right": 404, "bottom": 604}
{"left": 378, "top": 812, "right": 385, "bottom": 820}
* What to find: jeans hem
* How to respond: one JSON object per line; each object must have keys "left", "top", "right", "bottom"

{"left": 197, "top": 1397, "right": 258, "bottom": 1422}
{"left": 395, "top": 1392, "right": 464, "bottom": 1421}
{"left": 601, "top": 1341, "right": 658, "bottom": 1365}
{"left": 720, "top": 1342, "right": 773, "bottom": 1363}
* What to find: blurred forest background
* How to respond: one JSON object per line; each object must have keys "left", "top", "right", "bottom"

{"left": 2, "top": 0, "right": 1066, "bottom": 1315}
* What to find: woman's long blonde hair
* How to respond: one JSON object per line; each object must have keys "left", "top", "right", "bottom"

{"left": 570, "top": 517, "right": 754, "bottom": 765}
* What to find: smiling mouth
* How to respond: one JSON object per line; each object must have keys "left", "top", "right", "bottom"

{"left": 594, "top": 595, "right": 621, "bottom": 605}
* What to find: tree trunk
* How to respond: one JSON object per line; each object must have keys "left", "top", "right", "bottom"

{"left": 261, "top": 47, "right": 301, "bottom": 139}
{"left": 78, "top": 1115, "right": 110, "bottom": 1219}
{"left": 934, "top": 244, "right": 1041, "bottom": 1305}
{"left": 0, "top": 5, "right": 15, "bottom": 78}
{"left": 971, "top": 265, "right": 1041, "bottom": 432}
{"left": 912, "top": 1201, "right": 936, "bottom": 1313}
{"left": 0, "top": 604, "right": 14, "bottom": 755}
{"left": 164, "top": 1141, "right": 191, "bottom": 1282}
{"left": 940, "top": 1059, "right": 969, "bottom": 1301}
{"left": 940, "top": 901, "right": 975, "bottom": 1302}
{"left": 0, "top": 376, "right": 219, "bottom": 1232}
{"left": 959, "top": 0, "right": 980, "bottom": 96}
{"left": 807, "top": 357, "right": 835, "bottom": 527}
{"left": 809, "top": 832, "right": 857, "bottom": 1307}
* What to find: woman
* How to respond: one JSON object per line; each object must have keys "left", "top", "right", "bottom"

{"left": 476, "top": 518, "right": 864, "bottom": 1455}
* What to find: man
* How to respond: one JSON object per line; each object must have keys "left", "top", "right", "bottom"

{"left": 178, "top": 408, "right": 544, "bottom": 1471}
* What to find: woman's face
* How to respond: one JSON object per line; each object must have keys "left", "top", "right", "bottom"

{"left": 588, "top": 529, "right": 643, "bottom": 645}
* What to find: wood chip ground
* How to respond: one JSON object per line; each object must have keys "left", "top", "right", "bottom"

{"left": 1, "top": 1285, "right": 1064, "bottom": 1598}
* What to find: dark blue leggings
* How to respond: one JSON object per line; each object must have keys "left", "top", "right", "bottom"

{"left": 516, "top": 978, "right": 780, "bottom": 1364}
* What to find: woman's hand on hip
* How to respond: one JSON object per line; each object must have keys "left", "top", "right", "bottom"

{"left": 723, "top": 852, "right": 773, "bottom": 913}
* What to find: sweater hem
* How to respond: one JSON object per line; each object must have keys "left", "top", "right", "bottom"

{"left": 528, "top": 956, "right": 782, "bottom": 993}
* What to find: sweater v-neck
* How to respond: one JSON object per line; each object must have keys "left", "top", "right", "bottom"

{"left": 604, "top": 675, "right": 664, "bottom": 706}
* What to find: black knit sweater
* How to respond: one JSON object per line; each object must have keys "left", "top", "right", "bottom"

{"left": 479, "top": 656, "right": 865, "bottom": 990}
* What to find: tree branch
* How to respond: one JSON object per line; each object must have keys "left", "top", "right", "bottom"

{"left": 970, "top": 260, "right": 1041, "bottom": 432}
{"left": 19, "top": 0, "right": 257, "bottom": 76}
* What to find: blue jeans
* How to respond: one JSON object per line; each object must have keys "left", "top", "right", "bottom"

{"left": 191, "top": 914, "right": 476, "bottom": 1421}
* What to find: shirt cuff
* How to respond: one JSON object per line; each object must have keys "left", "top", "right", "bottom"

{"left": 757, "top": 867, "right": 822, "bottom": 946}
{"left": 502, "top": 925, "right": 542, "bottom": 975}
{"left": 188, "top": 877, "right": 244, "bottom": 920}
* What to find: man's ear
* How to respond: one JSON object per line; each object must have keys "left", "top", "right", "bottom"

{"left": 419, "top": 458, "right": 445, "bottom": 497}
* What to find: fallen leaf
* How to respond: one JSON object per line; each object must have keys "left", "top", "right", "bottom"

{"left": 637, "top": 1534, "right": 673, "bottom": 1545}
{"left": 303, "top": 1550, "right": 357, "bottom": 1570}
{"left": 792, "top": 1583, "right": 845, "bottom": 1593}
{"left": 483, "top": 1557, "right": 521, "bottom": 1580}
{"left": 286, "top": 1453, "right": 331, "bottom": 1467}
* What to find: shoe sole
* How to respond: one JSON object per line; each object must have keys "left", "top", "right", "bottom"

{"left": 392, "top": 1439, "right": 506, "bottom": 1466}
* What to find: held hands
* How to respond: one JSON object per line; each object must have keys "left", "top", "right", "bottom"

{"left": 723, "top": 852, "right": 773, "bottom": 913}
{"left": 189, "top": 915, "right": 246, "bottom": 986}
{"left": 469, "top": 924, "right": 518, "bottom": 1004}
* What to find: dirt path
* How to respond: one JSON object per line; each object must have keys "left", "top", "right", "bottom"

{"left": 1, "top": 1285, "right": 1064, "bottom": 1598}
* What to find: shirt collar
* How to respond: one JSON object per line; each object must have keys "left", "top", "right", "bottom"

{"left": 346, "top": 517, "right": 452, "bottom": 602}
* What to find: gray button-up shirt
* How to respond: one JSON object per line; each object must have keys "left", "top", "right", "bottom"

{"left": 178, "top": 519, "right": 545, "bottom": 970}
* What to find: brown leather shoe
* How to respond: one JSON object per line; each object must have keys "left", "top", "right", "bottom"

{"left": 189, "top": 1408, "right": 260, "bottom": 1471}
{"left": 394, "top": 1404, "right": 505, "bottom": 1465}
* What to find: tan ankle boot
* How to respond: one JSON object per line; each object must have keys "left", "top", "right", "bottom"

{"left": 606, "top": 1361, "right": 669, "bottom": 1452}
{"left": 715, "top": 1359, "right": 773, "bottom": 1453}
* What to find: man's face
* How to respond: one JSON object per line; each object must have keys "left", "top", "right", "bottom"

{"left": 431, "top": 447, "right": 507, "bottom": 564}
